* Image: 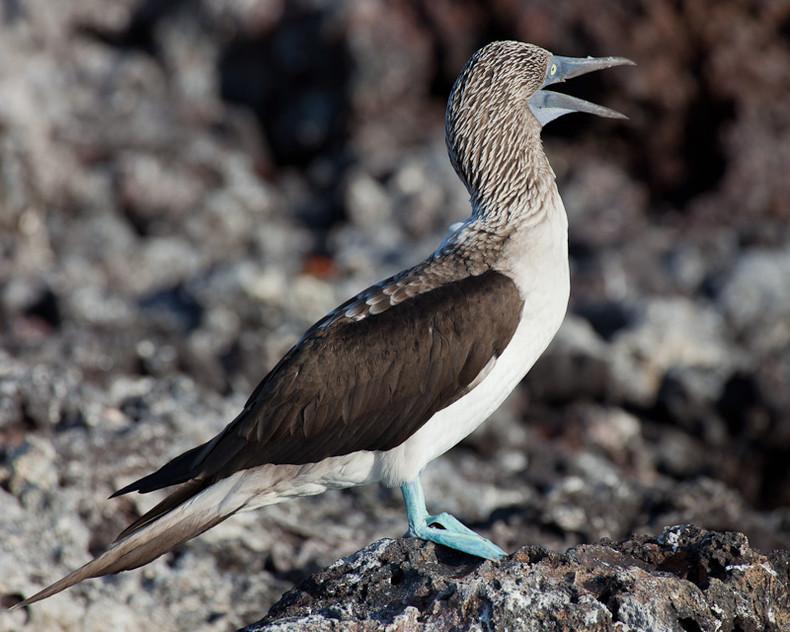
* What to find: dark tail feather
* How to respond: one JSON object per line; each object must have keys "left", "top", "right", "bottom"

{"left": 10, "top": 476, "right": 242, "bottom": 611}
{"left": 110, "top": 443, "right": 209, "bottom": 497}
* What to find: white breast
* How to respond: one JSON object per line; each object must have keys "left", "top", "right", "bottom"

{"left": 374, "top": 192, "right": 570, "bottom": 486}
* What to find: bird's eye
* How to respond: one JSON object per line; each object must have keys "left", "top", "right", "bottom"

{"left": 550, "top": 63, "right": 557, "bottom": 76}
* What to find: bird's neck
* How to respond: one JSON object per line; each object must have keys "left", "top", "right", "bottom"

{"left": 436, "top": 147, "right": 566, "bottom": 276}
{"left": 467, "top": 139, "right": 559, "bottom": 234}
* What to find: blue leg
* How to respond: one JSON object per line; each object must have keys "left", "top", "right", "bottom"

{"left": 400, "top": 473, "right": 505, "bottom": 560}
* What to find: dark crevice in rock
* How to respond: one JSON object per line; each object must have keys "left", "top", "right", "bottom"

{"left": 678, "top": 617, "right": 704, "bottom": 632}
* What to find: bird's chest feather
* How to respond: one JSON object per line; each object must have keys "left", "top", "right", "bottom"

{"left": 375, "top": 196, "right": 570, "bottom": 486}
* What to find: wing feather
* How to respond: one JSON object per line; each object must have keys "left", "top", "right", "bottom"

{"left": 113, "top": 269, "right": 523, "bottom": 497}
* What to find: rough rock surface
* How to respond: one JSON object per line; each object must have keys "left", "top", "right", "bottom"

{"left": 245, "top": 525, "right": 790, "bottom": 632}
{"left": 2, "top": 0, "right": 790, "bottom": 630}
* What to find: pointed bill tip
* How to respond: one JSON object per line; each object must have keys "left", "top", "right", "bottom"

{"left": 598, "top": 106, "right": 629, "bottom": 121}
{"left": 546, "top": 54, "right": 635, "bottom": 85}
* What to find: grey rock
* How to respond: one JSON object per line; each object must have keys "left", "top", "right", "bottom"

{"left": 608, "top": 297, "right": 734, "bottom": 407}
{"left": 655, "top": 365, "right": 729, "bottom": 440}
{"left": 527, "top": 315, "right": 612, "bottom": 403}
{"left": 244, "top": 525, "right": 789, "bottom": 632}
{"left": 716, "top": 247, "right": 790, "bottom": 354}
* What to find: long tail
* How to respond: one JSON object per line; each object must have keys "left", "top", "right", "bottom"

{"left": 10, "top": 473, "right": 248, "bottom": 610}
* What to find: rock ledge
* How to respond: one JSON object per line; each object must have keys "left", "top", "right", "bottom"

{"left": 244, "top": 524, "right": 789, "bottom": 632}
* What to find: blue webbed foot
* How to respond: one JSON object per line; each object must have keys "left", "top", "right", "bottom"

{"left": 400, "top": 475, "right": 505, "bottom": 561}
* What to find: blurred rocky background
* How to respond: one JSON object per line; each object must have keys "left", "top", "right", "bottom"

{"left": 1, "top": 0, "right": 789, "bottom": 630}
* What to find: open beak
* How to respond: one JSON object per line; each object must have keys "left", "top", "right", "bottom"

{"left": 528, "top": 54, "right": 635, "bottom": 127}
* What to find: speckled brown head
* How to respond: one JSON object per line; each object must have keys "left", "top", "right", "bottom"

{"left": 446, "top": 41, "right": 633, "bottom": 218}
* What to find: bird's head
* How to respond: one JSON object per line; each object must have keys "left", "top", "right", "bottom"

{"left": 446, "top": 41, "right": 633, "bottom": 215}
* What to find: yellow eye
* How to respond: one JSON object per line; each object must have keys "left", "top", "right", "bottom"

{"left": 550, "top": 63, "right": 557, "bottom": 76}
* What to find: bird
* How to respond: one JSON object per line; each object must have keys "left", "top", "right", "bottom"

{"left": 11, "top": 40, "right": 633, "bottom": 609}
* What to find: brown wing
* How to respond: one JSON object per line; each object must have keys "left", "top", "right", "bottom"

{"left": 113, "top": 269, "right": 523, "bottom": 498}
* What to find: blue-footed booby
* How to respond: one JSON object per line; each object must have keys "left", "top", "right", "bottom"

{"left": 12, "top": 41, "right": 632, "bottom": 608}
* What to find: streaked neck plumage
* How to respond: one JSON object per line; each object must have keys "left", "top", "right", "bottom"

{"left": 440, "top": 47, "right": 567, "bottom": 276}
{"left": 444, "top": 43, "right": 560, "bottom": 251}
{"left": 437, "top": 48, "right": 567, "bottom": 273}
